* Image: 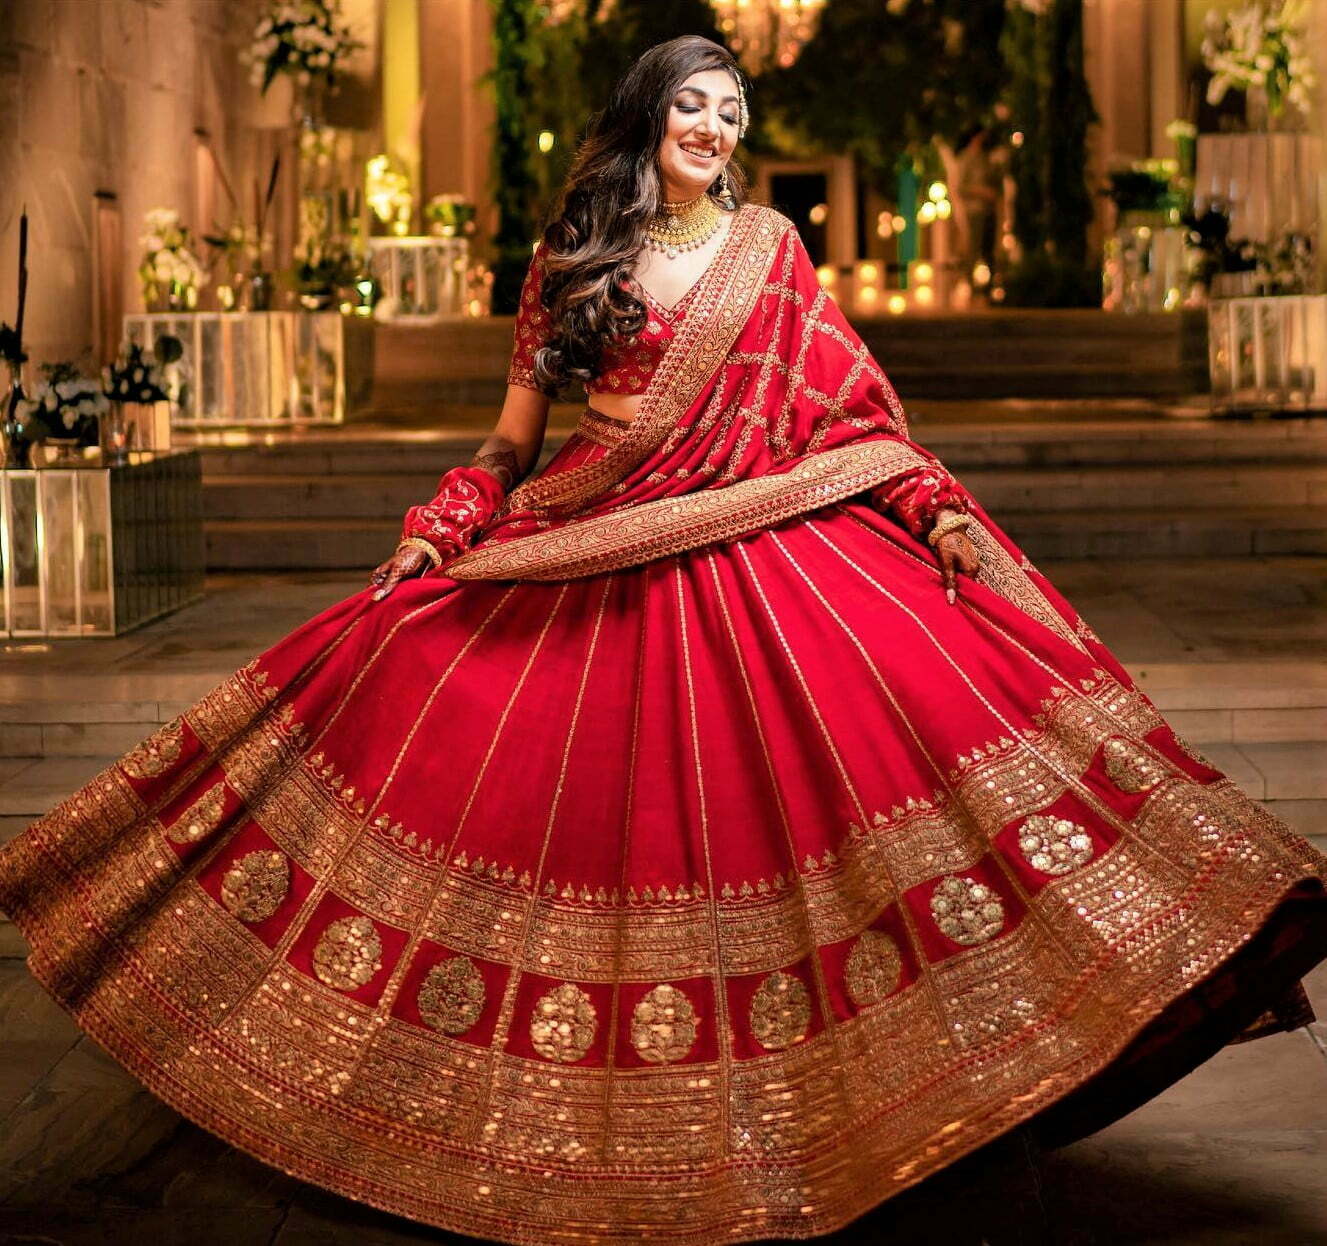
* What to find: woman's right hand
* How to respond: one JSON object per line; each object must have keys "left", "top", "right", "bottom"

{"left": 369, "top": 543, "right": 438, "bottom": 601}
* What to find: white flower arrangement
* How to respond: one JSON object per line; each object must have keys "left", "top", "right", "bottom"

{"left": 138, "top": 207, "right": 207, "bottom": 309}
{"left": 243, "top": 1, "right": 360, "bottom": 94}
{"left": 17, "top": 363, "right": 109, "bottom": 444}
{"left": 1201, "top": 0, "right": 1317, "bottom": 119}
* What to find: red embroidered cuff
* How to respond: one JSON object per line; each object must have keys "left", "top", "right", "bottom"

{"left": 870, "top": 464, "right": 969, "bottom": 539}
{"left": 401, "top": 466, "right": 507, "bottom": 561}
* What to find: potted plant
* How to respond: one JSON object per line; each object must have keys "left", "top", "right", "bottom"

{"left": 16, "top": 362, "right": 109, "bottom": 466}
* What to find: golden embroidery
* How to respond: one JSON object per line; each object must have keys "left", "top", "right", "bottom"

{"left": 844, "top": 930, "right": 903, "bottom": 1008}
{"left": 749, "top": 971, "right": 811, "bottom": 1051}
{"left": 1102, "top": 736, "right": 1166, "bottom": 793}
{"left": 448, "top": 440, "right": 931, "bottom": 582}
{"left": 165, "top": 783, "right": 226, "bottom": 845}
{"left": 417, "top": 956, "right": 487, "bottom": 1036}
{"left": 313, "top": 915, "right": 383, "bottom": 991}
{"left": 930, "top": 876, "right": 1005, "bottom": 946}
{"left": 121, "top": 719, "right": 185, "bottom": 780}
{"left": 500, "top": 203, "right": 784, "bottom": 516}
{"left": 630, "top": 983, "right": 699, "bottom": 1065}
{"left": 1016, "top": 815, "right": 1095, "bottom": 876}
{"left": 530, "top": 982, "right": 598, "bottom": 1063}
{"left": 220, "top": 850, "right": 290, "bottom": 923}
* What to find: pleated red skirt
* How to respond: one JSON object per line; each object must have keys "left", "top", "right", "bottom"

{"left": 1, "top": 498, "right": 1324, "bottom": 1244}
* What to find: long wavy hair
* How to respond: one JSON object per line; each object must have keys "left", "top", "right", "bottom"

{"left": 531, "top": 36, "right": 751, "bottom": 395}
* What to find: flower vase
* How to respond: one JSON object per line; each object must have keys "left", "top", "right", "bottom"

{"left": 101, "top": 404, "right": 132, "bottom": 464}
{"left": 245, "top": 272, "right": 275, "bottom": 312}
{"left": 145, "top": 279, "right": 192, "bottom": 314}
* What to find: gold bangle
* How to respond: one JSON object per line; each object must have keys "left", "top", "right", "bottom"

{"left": 926, "top": 513, "right": 971, "bottom": 547}
{"left": 397, "top": 536, "right": 443, "bottom": 569}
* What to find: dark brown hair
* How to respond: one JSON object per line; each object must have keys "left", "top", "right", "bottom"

{"left": 531, "top": 35, "right": 750, "bottom": 395}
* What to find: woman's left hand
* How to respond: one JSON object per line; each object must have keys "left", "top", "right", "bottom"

{"left": 936, "top": 530, "right": 980, "bottom": 605}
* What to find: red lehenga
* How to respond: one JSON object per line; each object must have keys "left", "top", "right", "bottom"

{"left": 2, "top": 202, "right": 1325, "bottom": 1245}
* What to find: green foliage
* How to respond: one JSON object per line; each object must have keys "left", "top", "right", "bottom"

{"left": 1002, "top": 249, "right": 1101, "bottom": 309}
{"left": 1002, "top": 0, "right": 1098, "bottom": 297}
{"left": 760, "top": 0, "right": 1009, "bottom": 193}
{"left": 488, "top": 0, "right": 543, "bottom": 312}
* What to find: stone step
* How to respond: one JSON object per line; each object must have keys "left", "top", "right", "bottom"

{"left": 189, "top": 417, "right": 1327, "bottom": 478}
{"left": 198, "top": 463, "right": 1327, "bottom": 523}
{"left": 1001, "top": 507, "right": 1327, "bottom": 559}
{"left": 201, "top": 505, "right": 1327, "bottom": 569}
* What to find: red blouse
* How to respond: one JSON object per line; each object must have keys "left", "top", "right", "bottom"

{"left": 506, "top": 242, "right": 700, "bottom": 397}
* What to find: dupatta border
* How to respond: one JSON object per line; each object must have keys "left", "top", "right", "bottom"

{"left": 449, "top": 438, "right": 1087, "bottom": 650}
{"left": 499, "top": 202, "right": 789, "bottom": 516}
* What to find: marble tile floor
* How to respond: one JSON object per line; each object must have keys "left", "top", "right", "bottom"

{"left": 0, "top": 555, "right": 1325, "bottom": 1243}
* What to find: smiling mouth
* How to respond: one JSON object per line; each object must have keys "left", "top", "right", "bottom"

{"left": 680, "top": 143, "right": 717, "bottom": 160}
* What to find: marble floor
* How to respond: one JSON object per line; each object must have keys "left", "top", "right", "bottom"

{"left": 0, "top": 557, "right": 1324, "bottom": 1244}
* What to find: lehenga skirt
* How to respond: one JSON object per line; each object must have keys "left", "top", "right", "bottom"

{"left": 1, "top": 493, "right": 1325, "bottom": 1245}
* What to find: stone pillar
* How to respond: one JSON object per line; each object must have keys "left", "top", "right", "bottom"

{"left": 419, "top": 0, "right": 496, "bottom": 248}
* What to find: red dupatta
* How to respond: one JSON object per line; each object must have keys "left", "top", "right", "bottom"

{"left": 447, "top": 203, "right": 935, "bottom": 579}
{"left": 445, "top": 204, "right": 1087, "bottom": 652}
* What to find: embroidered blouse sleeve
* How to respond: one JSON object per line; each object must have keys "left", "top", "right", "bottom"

{"left": 507, "top": 242, "right": 553, "bottom": 392}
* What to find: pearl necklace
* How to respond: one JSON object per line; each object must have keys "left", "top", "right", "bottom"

{"left": 644, "top": 192, "right": 724, "bottom": 259}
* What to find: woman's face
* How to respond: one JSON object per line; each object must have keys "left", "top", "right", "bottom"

{"left": 656, "top": 68, "right": 740, "bottom": 203}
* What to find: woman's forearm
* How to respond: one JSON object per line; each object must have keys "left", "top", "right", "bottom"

{"left": 470, "top": 435, "right": 529, "bottom": 493}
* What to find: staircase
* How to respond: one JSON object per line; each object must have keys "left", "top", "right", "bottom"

{"left": 197, "top": 412, "right": 1327, "bottom": 570}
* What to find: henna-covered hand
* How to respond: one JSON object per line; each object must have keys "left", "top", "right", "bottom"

{"left": 369, "top": 543, "right": 438, "bottom": 601}
{"left": 936, "top": 530, "right": 980, "bottom": 605}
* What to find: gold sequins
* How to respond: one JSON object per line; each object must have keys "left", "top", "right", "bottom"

{"left": 844, "top": 930, "right": 902, "bottom": 1008}
{"left": 630, "top": 983, "right": 699, "bottom": 1064}
{"left": 166, "top": 784, "right": 226, "bottom": 845}
{"left": 749, "top": 971, "right": 811, "bottom": 1051}
{"left": 1102, "top": 737, "right": 1165, "bottom": 793}
{"left": 417, "top": 956, "right": 486, "bottom": 1036}
{"left": 220, "top": 850, "right": 289, "bottom": 924}
{"left": 930, "top": 876, "right": 1005, "bottom": 946}
{"left": 121, "top": 720, "right": 185, "bottom": 780}
{"left": 313, "top": 915, "right": 383, "bottom": 991}
{"left": 530, "top": 982, "right": 597, "bottom": 1063}
{"left": 1017, "top": 815, "right": 1095, "bottom": 876}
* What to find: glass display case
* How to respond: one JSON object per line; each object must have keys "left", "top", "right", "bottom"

{"left": 368, "top": 237, "right": 470, "bottom": 320}
{"left": 0, "top": 450, "right": 204, "bottom": 637}
{"left": 123, "top": 312, "right": 372, "bottom": 427}
{"left": 1208, "top": 295, "right": 1327, "bottom": 414}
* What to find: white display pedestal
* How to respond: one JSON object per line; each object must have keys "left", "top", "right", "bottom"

{"left": 0, "top": 451, "right": 204, "bottom": 637}
{"left": 1208, "top": 295, "right": 1327, "bottom": 414}
{"left": 368, "top": 237, "right": 470, "bottom": 320}
{"left": 123, "top": 312, "right": 373, "bottom": 428}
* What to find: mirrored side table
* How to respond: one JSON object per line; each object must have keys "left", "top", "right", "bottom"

{"left": 0, "top": 450, "right": 204, "bottom": 637}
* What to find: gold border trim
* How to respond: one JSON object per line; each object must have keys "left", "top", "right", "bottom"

{"left": 449, "top": 441, "right": 932, "bottom": 581}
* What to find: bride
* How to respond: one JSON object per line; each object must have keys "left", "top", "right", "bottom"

{"left": 2, "top": 35, "right": 1324, "bottom": 1246}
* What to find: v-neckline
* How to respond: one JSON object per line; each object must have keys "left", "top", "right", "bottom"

{"left": 633, "top": 206, "right": 742, "bottom": 319}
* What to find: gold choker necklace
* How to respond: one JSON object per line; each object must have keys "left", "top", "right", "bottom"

{"left": 645, "top": 192, "right": 724, "bottom": 259}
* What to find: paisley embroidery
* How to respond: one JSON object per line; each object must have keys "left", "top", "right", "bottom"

{"left": 121, "top": 719, "right": 185, "bottom": 780}
{"left": 165, "top": 783, "right": 226, "bottom": 845}
{"left": 1102, "top": 736, "right": 1166, "bottom": 792}
{"left": 417, "top": 956, "right": 486, "bottom": 1036}
{"left": 930, "top": 876, "right": 1005, "bottom": 946}
{"left": 749, "top": 971, "right": 811, "bottom": 1051}
{"left": 844, "top": 930, "right": 902, "bottom": 1009}
{"left": 530, "top": 982, "right": 598, "bottom": 1063}
{"left": 1016, "top": 815, "right": 1095, "bottom": 876}
{"left": 313, "top": 916, "right": 383, "bottom": 991}
{"left": 220, "top": 850, "right": 289, "bottom": 924}
{"left": 630, "top": 983, "right": 699, "bottom": 1065}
